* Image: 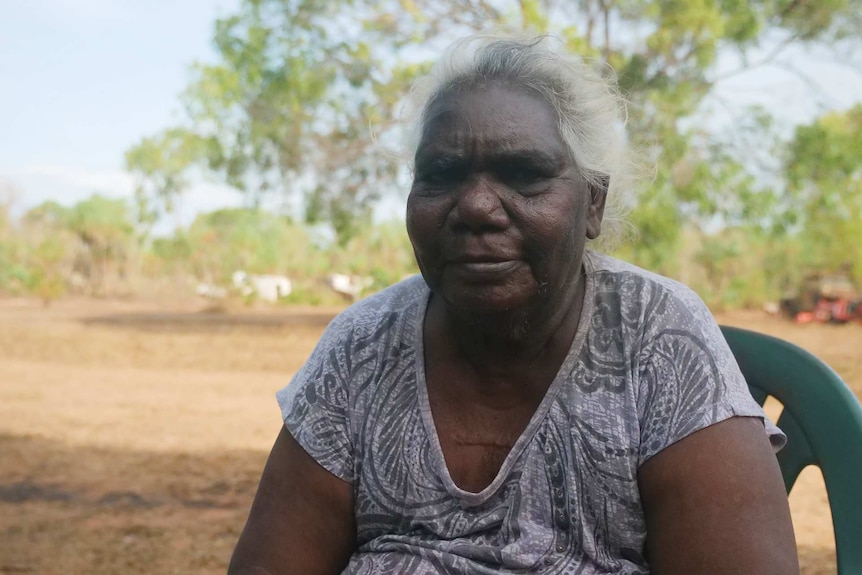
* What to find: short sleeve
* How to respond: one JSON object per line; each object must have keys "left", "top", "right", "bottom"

{"left": 276, "top": 315, "right": 355, "bottom": 482}
{"left": 636, "top": 289, "right": 786, "bottom": 466}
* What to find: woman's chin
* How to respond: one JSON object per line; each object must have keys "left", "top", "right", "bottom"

{"left": 442, "top": 286, "right": 531, "bottom": 314}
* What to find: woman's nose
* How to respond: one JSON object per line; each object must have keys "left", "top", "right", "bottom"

{"left": 450, "top": 177, "right": 510, "bottom": 232}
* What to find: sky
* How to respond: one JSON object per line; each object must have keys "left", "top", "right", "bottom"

{"left": 0, "top": 0, "right": 243, "bottom": 230}
{"left": 2, "top": 1, "right": 862, "bottom": 234}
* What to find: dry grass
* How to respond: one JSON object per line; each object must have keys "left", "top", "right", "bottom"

{"left": 0, "top": 298, "right": 858, "bottom": 574}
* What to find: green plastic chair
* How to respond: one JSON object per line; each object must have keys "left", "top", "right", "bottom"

{"left": 720, "top": 325, "right": 862, "bottom": 574}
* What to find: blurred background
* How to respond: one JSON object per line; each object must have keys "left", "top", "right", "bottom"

{"left": 1, "top": 1, "right": 860, "bottom": 573}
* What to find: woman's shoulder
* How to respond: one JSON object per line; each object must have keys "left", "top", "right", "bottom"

{"left": 587, "top": 252, "right": 698, "bottom": 298}
{"left": 585, "top": 251, "right": 716, "bottom": 333}
{"left": 277, "top": 276, "right": 427, "bottom": 436}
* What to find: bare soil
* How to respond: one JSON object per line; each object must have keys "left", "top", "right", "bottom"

{"left": 0, "top": 298, "right": 859, "bottom": 574}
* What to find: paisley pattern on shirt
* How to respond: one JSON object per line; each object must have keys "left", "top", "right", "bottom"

{"left": 277, "top": 252, "right": 785, "bottom": 575}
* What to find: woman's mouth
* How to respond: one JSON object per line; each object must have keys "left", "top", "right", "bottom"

{"left": 448, "top": 259, "right": 520, "bottom": 281}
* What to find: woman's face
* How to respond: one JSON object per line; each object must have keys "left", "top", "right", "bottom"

{"left": 406, "top": 83, "right": 604, "bottom": 317}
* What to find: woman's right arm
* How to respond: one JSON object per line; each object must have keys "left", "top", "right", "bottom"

{"left": 228, "top": 425, "right": 357, "bottom": 575}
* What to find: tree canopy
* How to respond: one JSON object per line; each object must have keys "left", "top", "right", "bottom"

{"left": 784, "top": 104, "right": 862, "bottom": 279}
{"left": 126, "top": 0, "right": 862, "bottom": 267}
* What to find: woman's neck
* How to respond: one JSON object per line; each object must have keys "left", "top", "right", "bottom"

{"left": 428, "top": 269, "right": 587, "bottom": 381}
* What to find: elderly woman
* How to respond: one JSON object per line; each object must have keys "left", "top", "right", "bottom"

{"left": 229, "top": 35, "right": 798, "bottom": 574}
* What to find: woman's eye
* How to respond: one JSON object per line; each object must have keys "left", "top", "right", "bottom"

{"left": 416, "top": 162, "right": 466, "bottom": 186}
{"left": 513, "top": 169, "right": 541, "bottom": 183}
{"left": 501, "top": 165, "right": 545, "bottom": 187}
{"left": 422, "top": 171, "right": 456, "bottom": 185}
{"left": 412, "top": 169, "right": 458, "bottom": 197}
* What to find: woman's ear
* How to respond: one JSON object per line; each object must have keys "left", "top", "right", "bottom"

{"left": 586, "top": 177, "right": 608, "bottom": 240}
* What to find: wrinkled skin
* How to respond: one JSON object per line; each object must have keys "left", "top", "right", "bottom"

{"left": 406, "top": 83, "right": 605, "bottom": 340}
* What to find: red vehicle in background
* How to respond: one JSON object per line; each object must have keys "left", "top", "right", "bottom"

{"left": 780, "top": 274, "right": 862, "bottom": 324}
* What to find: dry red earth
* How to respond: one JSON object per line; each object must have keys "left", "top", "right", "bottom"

{"left": 0, "top": 297, "right": 858, "bottom": 574}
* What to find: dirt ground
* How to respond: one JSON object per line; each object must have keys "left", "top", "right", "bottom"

{"left": 0, "top": 297, "right": 859, "bottom": 574}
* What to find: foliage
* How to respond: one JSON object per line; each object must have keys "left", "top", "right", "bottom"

{"left": 17, "top": 195, "right": 137, "bottom": 296}
{"left": 62, "top": 195, "right": 135, "bottom": 252}
{"left": 127, "top": 0, "right": 419, "bottom": 243}
{"left": 125, "top": 0, "right": 860, "bottom": 269}
{"left": 328, "top": 219, "right": 419, "bottom": 288}
{"left": 569, "top": 0, "right": 859, "bottom": 272}
{"left": 27, "top": 235, "right": 68, "bottom": 304}
{"left": 180, "top": 207, "right": 315, "bottom": 282}
{"left": 0, "top": 183, "right": 854, "bottom": 310}
{"left": 0, "top": 196, "right": 72, "bottom": 302}
{"left": 783, "top": 104, "right": 862, "bottom": 280}
{"left": 0, "top": 192, "right": 33, "bottom": 295}
{"left": 145, "top": 208, "right": 419, "bottom": 301}
{"left": 125, "top": 129, "right": 207, "bottom": 238}
{"left": 7, "top": 3, "right": 862, "bottom": 307}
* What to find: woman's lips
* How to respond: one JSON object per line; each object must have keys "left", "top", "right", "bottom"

{"left": 448, "top": 259, "right": 520, "bottom": 281}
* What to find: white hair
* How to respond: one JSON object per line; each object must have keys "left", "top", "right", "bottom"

{"left": 405, "top": 33, "right": 637, "bottom": 249}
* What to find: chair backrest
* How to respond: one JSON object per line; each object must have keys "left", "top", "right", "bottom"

{"left": 720, "top": 325, "right": 862, "bottom": 574}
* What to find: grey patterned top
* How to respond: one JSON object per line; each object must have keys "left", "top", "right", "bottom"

{"left": 277, "top": 252, "right": 784, "bottom": 574}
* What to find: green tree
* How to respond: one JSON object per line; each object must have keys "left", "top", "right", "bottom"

{"left": 182, "top": 207, "right": 314, "bottom": 283}
{"left": 128, "top": 0, "right": 861, "bottom": 260}
{"left": 25, "top": 195, "right": 136, "bottom": 295}
{"left": 125, "top": 128, "right": 206, "bottom": 238}
{"left": 27, "top": 235, "right": 69, "bottom": 304}
{"left": 127, "top": 0, "right": 419, "bottom": 242}
{"left": 328, "top": 219, "right": 419, "bottom": 288}
{"left": 0, "top": 186, "right": 32, "bottom": 295}
{"left": 783, "top": 104, "right": 862, "bottom": 279}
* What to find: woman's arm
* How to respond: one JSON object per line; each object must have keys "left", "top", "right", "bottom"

{"left": 639, "top": 416, "right": 799, "bottom": 574}
{"left": 228, "top": 425, "right": 356, "bottom": 575}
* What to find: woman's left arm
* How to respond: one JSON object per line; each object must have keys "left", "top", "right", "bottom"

{"left": 639, "top": 416, "right": 799, "bottom": 574}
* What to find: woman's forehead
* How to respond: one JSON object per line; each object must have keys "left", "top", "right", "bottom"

{"left": 417, "top": 84, "right": 565, "bottom": 158}
{"left": 424, "top": 82, "right": 556, "bottom": 124}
